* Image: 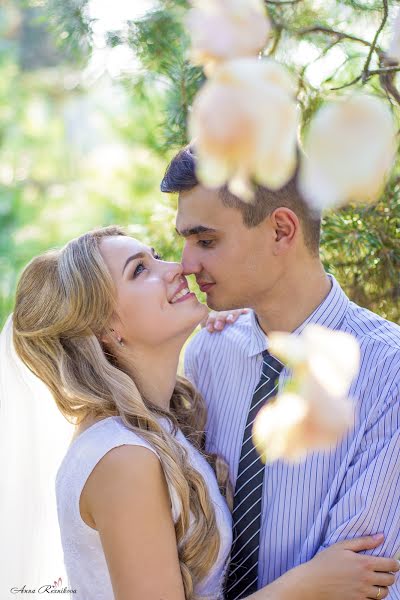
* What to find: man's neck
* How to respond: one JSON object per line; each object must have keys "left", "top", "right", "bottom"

{"left": 254, "top": 261, "right": 331, "bottom": 336}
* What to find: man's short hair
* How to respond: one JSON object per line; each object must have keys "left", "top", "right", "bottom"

{"left": 161, "top": 145, "right": 321, "bottom": 255}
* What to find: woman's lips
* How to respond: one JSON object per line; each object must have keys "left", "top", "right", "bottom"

{"left": 198, "top": 283, "right": 215, "bottom": 293}
{"left": 173, "top": 292, "right": 197, "bottom": 304}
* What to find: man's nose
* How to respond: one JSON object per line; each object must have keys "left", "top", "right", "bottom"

{"left": 181, "top": 244, "right": 201, "bottom": 276}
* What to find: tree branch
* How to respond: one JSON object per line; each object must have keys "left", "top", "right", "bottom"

{"left": 368, "top": 65, "right": 400, "bottom": 75}
{"left": 330, "top": 74, "right": 362, "bottom": 90}
{"left": 378, "top": 62, "right": 400, "bottom": 105}
{"left": 296, "top": 25, "right": 374, "bottom": 49}
{"left": 267, "top": 27, "right": 283, "bottom": 56}
{"left": 265, "top": 0, "right": 303, "bottom": 4}
{"left": 361, "top": 0, "right": 389, "bottom": 82}
{"left": 295, "top": 10, "right": 399, "bottom": 102}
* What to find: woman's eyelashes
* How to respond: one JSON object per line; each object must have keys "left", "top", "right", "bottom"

{"left": 133, "top": 262, "right": 146, "bottom": 278}
{"left": 132, "top": 253, "right": 163, "bottom": 278}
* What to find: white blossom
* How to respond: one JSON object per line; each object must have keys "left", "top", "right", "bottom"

{"left": 253, "top": 324, "right": 360, "bottom": 462}
{"left": 187, "top": 0, "right": 270, "bottom": 74}
{"left": 189, "top": 58, "right": 299, "bottom": 201}
{"left": 299, "top": 95, "right": 397, "bottom": 210}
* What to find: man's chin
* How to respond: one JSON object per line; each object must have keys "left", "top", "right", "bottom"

{"left": 206, "top": 294, "right": 244, "bottom": 312}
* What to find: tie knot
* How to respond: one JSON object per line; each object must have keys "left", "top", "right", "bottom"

{"left": 262, "top": 350, "right": 284, "bottom": 377}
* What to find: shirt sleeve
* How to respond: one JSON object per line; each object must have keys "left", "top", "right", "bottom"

{"left": 318, "top": 381, "right": 400, "bottom": 582}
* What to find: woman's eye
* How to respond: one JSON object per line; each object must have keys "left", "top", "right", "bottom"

{"left": 198, "top": 240, "right": 214, "bottom": 247}
{"left": 133, "top": 262, "right": 146, "bottom": 277}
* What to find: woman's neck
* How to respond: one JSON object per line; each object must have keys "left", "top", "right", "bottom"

{"left": 75, "top": 342, "right": 182, "bottom": 439}
{"left": 118, "top": 342, "right": 182, "bottom": 412}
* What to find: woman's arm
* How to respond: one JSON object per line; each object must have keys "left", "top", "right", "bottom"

{"left": 245, "top": 535, "right": 399, "bottom": 600}
{"left": 81, "top": 444, "right": 186, "bottom": 600}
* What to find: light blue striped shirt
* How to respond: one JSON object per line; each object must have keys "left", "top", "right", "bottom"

{"left": 184, "top": 275, "right": 400, "bottom": 595}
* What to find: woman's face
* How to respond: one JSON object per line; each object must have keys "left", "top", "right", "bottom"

{"left": 99, "top": 235, "right": 207, "bottom": 349}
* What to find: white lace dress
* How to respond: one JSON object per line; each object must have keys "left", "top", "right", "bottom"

{"left": 55, "top": 416, "right": 232, "bottom": 600}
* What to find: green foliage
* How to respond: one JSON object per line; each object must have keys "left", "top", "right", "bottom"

{"left": 0, "top": 1, "right": 180, "bottom": 327}
{"left": 322, "top": 181, "right": 400, "bottom": 322}
{"left": 43, "top": 0, "right": 92, "bottom": 63}
{"left": 1, "top": 0, "right": 400, "bottom": 328}
{"left": 122, "top": 0, "right": 400, "bottom": 322}
{"left": 127, "top": 5, "right": 204, "bottom": 149}
{"left": 129, "top": 6, "right": 188, "bottom": 76}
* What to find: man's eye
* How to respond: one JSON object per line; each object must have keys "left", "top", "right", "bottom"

{"left": 154, "top": 253, "right": 163, "bottom": 260}
{"left": 198, "top": 240, "right": 214, "bottom": 247}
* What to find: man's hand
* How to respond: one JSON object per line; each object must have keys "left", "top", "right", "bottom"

{"left": 201, "top": 308, "right": 249, "bottom": 332}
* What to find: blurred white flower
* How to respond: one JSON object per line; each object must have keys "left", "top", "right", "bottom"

{"left": 299, "top": 95, "right": 397, "bottom": 210}
{"left": 388, "top": 9, "right": 400, "bottom": 62}
{"left": 253, "top": 324, "right": 360, "bottom": 462}
{"left": 187, "top": 0, "right": 270, "bottom": 74}
{"left": 189, "top": 58, "right": 299, "bottom": 201}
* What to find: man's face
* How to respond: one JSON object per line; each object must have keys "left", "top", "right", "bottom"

{"left": 175, "top": 185, "right": 280, "bottom": 311}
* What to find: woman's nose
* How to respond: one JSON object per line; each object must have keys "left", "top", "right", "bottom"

{"left": 163, "top": 261, "right": 183, "bottom": 283}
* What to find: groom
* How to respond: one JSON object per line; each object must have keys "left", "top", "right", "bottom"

{"left": 161, "top": 145, "right": 400, "bottom": 599}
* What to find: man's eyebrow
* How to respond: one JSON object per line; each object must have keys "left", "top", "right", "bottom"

{"left": 122, "top": 250, "right": 155, "bottom": 275}
{"left": 175, "top": 225, "right": 217, "bottom": 238}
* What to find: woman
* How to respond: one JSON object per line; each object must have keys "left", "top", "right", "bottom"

{"left": 11, "top": 225, "right": 398, "bottom": 600}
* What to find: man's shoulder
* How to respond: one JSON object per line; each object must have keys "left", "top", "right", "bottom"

{"left": 345, "top": 301, "right": 400, "bottom": 354}
{"left": 345, "top": 303, "right": 400, "bottom": 395}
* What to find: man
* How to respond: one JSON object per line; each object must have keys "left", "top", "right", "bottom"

{"left": 161, "top": 145, "right": 400, "bottom": 600}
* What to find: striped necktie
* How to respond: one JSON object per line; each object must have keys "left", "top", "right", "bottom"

{"left": 225, "top": 350, "right": 284, "bottom": 600}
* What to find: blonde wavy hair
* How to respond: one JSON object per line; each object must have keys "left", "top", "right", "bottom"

{"left": 13, "top": 225, "right": 232, "bottom": 600}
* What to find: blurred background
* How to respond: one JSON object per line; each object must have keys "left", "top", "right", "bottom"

{"left": 0, "top": 0, "right": 399, "bottom": 328}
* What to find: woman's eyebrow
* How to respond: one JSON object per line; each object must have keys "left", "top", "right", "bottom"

{"left": 122, "top": 248, "right": 157, "bottom": 275}
{"left": 122, "top": 252, "right": 145, "bottom": 275}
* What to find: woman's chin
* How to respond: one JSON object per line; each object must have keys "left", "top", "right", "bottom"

{"left": 165, "top": 297, "right": 208, "bottom": 338}
{"left": 195, "top": 301, "right": 209, "bottom": 320}
{"left": 183, "top": 301, "right": 209, "bottom": 332}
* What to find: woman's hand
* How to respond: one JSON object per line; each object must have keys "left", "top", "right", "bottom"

{"left": 201, "top": 308, "right": 249, "bottom": 332}
{"left": 290, "top": 534, "right": 399, "bottom": 600}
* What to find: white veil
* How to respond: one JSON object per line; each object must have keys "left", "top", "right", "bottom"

{"left": 0, "top": 315, "right": 75, "bottom": 595}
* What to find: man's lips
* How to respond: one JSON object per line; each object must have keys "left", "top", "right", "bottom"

{"left": 198, "top": 282, "right": 215, "bottom": 293}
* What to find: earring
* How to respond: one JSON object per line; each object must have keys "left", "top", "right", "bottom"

{"left": 110, "top": 328, "right": 124, "bottom": 347}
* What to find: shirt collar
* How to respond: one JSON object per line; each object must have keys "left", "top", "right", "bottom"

{"left": 247, "top": 274, "right": 350, "bottom": 357}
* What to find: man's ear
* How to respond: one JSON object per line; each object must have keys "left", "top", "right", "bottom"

{"left": 270, "top": 207, "right": 299, "bottom": 254}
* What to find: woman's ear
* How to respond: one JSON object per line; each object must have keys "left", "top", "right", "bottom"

{"left": 99, "top": 327, "right": 113, "bottom": 346}
{"left": 100, "top": 327, "right": 124, "bottom": 348}
{"left": 270, "top": 207, "right": 299, "bottom": 254}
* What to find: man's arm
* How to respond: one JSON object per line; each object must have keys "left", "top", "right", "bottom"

{"left": 317, "top": 381, "right": 400, "bottom": 593}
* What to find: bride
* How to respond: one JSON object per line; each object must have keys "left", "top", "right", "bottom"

{"left": 2, "top": 225, "right": 397, "bottom": 599}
